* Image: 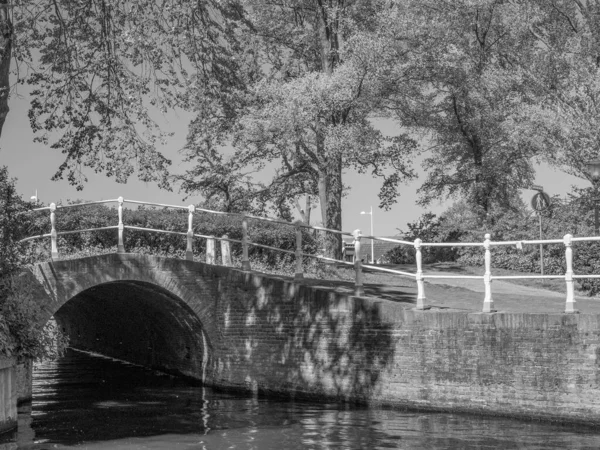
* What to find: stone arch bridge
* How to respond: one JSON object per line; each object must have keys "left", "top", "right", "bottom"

{"left": 25, "top": 253, "right": 387, "bottom": 399}
{"left": 11, "top": 251, "right": 600, "bottom": 427}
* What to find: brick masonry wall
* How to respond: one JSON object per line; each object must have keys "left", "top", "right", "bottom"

{"left": 0, "top": 358, "right": 17, "bottom": 433}
{"left": 25, "top": 254, "right": 600, "bottom": 424}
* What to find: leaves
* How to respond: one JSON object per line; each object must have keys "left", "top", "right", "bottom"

{"left": 0, "top": 166, "right": 69, "bottom": 360}
{"left": 8, "top": 0, "right": 244, "bottom": 189}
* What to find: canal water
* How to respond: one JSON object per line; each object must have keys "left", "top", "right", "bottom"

{"left": 1, "top": 348, "right": 600, "bottom": 449}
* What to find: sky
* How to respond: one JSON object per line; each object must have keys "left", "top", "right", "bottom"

{"left": 0, "top": 91, "right": 588, "bottom": 237}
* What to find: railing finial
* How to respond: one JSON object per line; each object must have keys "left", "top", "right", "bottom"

{"left": 483, "top": 233, "right": 495, "bottom": 313}
{"left": 353, "top": 229, "right": 364, "bottom": 297}
{"left": 50, "top": 203, "right": 58, "bottom": 260}
{"left": 117, "top": 197, "right": 125, "bottom": 253}
{"left": 186, "top": 205, "right": 195, "bottom": 261}
{"left": 206, "top": 236, "right": 216, "bottom": 265}
{"left": 241, "top": 215, "right": 251, "bottom": 271}
{"left": 414, "top": 238, "right": 426, "bottom": 310}
{"left": 564, "top": 233, "right": 578, "bottom": 314}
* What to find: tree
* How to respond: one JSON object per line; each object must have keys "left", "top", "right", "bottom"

{"left": 0, "top": 166, "right": 67, "bottom": 359}
{"left": 512, "top": 0, "right": 600, "bottom": 185}
{"left": 0, "top": 0, "right": 244, "bottom": 190}
{"left": 382, "top": 0, "right": 546, "bottom": 218}
{"left": 179, "top": 0, "right": 417, "bottom": 258}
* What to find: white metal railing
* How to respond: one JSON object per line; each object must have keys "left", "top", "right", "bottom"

{"left": 19, "top": 197, "right": 595, "bottom": 314}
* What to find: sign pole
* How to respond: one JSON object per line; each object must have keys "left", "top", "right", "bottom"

{"left": 531, "top": 186, "right": 550, "bottom": 278}
{"left": 538, "top": 212, "right": 544, "bottom": 276}
{"left": 595, "top": 185, "right": 599, "bottom": 234}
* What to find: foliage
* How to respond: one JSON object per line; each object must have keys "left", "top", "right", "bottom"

{"left": 380, "top": 0, "right": 543, "bottom": 215}
{"left": 178, "top": 0, "right": 418, "bottom": 258}
{"left": 22, "top": 201, "right": 320, "bottom": 264}
{"left": 0, "top": 166, "right": 68, "bottom": 360}
{"left": 2, "top": 0, "right": 244, "bottom": 189}
{"left": 515, "top": 0, "right": 600, "bottom": 184}
{"left": 439, "top": 193, "right": 600, "bottom": 296}
{"left": 381, "top": 212, "right": 463, "bottom": 264}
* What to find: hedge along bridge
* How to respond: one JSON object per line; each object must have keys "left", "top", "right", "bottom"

{"left": 6, "top": 196, "right": 600, "bottom": 427}
{"left": 19, "top": 196, "right": 595, "bottom": 314}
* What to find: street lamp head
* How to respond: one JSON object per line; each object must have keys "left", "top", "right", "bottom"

{"left": 360, "top": 211, "right": 371, "bottom": 215}
{"left": 587, "top": 159, "right": 600, "bottom": 181}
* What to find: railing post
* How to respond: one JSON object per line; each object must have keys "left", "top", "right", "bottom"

{"left": 295, "top": 225, "right": 303, "bottom": 280}
{"left": 221, "top": 235, "right": 231, "bottom": 266}
{"left": 483, "top": 233, "right": 496, "bottom": 313}
{"left": 564, "top": 233, "right": 578, "bottom": 314}
{"left": 206, "top": 237, "right": 215, "bottom": 264}
{"left": 414, "top": 238, "right": 426, "bottom": 310}
{"left": 117, "top": 196, "right": 125, "bottom": 253}
{"left": 186, "top": 205, "right": 195, "bottom": 261}
{"left": 353, "top": 229, "right": 364, "bottom": 297}
{"left": 50, "top": 203, "right": 59, "bottom": 260}
{"left": 241, "top": 216, "right": 251, "bottom": 271}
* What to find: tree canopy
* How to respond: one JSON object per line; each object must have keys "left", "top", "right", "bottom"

{"left": 3, "top": 0, "right": 600, "bottom": 255}
{"left": 2, "top": 0, "right": 244, "bottom": 189}
{"left": 178, "top": 0, "right": 417, "bottom": 257}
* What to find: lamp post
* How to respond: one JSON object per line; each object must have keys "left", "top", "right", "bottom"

{"left": 360, "top": 206, "right": 374, "bottom": 264}
{"left": 30, "top": 190, "right": 38, "bottom": 205}
{"left": 586, "top": 159, "right": 600, "bottom": 234}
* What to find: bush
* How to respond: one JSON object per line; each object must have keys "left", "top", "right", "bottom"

{"left": 382, "top": 212, "right": 463, "bottom": 264}
{"left": 0, "top": 166, "right": 69, "bottom": 360}
{"left": 440, "top": 193, "right": 600, "bottom": 296}
{"left": 22, "top": 202, "right": 320, "bottom": 264}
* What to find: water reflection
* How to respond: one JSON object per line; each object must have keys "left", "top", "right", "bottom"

{"left": 0, "top": 349, "right": 599, "bottom": 449}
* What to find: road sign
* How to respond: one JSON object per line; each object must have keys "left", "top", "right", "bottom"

{"left": 531, "top": 184, "right": 544, "bottom": 192}
{"left": 531, "top": 192, "right": 550, "bottom": 211}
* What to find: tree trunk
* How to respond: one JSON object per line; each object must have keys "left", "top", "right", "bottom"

{"left": 318, "top": 154, "right": 343, "bottom": 260}
{"left": 315, "top": 1, "right": 344, "bottom": 259}
{"left": 316, "top": 0, "right": 342, "bottom": 75}
{"left": 0, "top": 0, "right": 11, "bottom": 139}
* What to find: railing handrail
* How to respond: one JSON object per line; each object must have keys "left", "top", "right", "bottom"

{"left": 16, "top": 197, "right": 600, "bottom": 314}
{"left": 24, "top": 197, "right": 600, "bottom": 248}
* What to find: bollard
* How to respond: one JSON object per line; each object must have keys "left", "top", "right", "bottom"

{"left": 353, "top": 229, "right": 364, "bottom": 297}
{"left": 295, "top": 225, "right": 303, "bottom": 280}
{"left": 483, "top": 233, "right": 495, "bottom": 313}
{"left": 221, "top": 235, "right": 231, "bottom": 266}
{"left": 241, "top": 216, "right": 251, "bottom": 271}
{"left": 564, "top": 234, "right": 578, "bottom": 313}
{"left": 206, "top": 237, "right": 215, "bottom": 265}
{"left": 414, "top": 238, "right": 426, "bottom": 310}
{"left": 50, "top": 203, "right": 59, "bottom": 260}
{"left": 186, "top": 205, "right": 195, "bottom": 261}
{"left": 117, "top": 196, "right": 125, "bottom": 253}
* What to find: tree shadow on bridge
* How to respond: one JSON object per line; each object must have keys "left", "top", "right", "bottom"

{"left": 220, "top": 269, "right": 406, "bottom": 405}
{"left": 289, "top": 276, "right": 418, "bottom": 306}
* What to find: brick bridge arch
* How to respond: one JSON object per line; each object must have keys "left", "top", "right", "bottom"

{"left": 27, "top": 253, "right": 235, "bottom": 382}
{"left": 23, "top": 252, "right": 397, "bottom": 403}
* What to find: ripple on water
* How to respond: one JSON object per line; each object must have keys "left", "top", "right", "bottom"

{"left": 0, "top": 349, "right": 599, "bottom": 449}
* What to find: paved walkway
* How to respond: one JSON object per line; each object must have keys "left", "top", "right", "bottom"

{"left": 293, "top": 264, "right": 600, "bottom": 315}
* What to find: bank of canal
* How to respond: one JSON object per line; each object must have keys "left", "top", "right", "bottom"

{"left": 0, "top": 349, "right": 599, "bottom": 449}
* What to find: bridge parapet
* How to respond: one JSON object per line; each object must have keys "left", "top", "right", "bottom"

{"left": 18, "top": 197, "right": 600, "bottom": 314}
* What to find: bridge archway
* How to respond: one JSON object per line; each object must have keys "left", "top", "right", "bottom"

{"left": 55, "top": 280, "right": 209, "bottom": 379}
{"left": 28, "top": 254, "right": 221, "bottom": 382}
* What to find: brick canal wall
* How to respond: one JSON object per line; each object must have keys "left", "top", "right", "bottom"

{"left": 0, "top": 358, "right": 17, "bottom": 434}
{"left": 208, "top": 271, "right": 600, "bottom": 424}
{"left": 25, "top": 254, "right": 600, "bottom": 425}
